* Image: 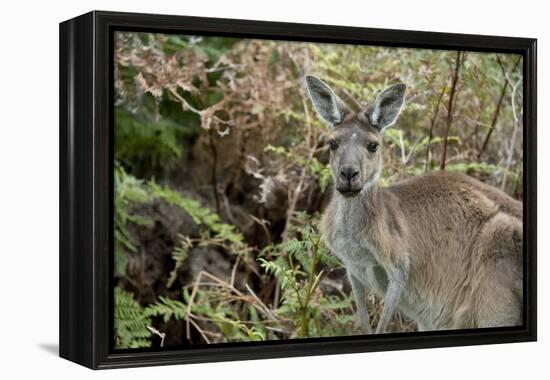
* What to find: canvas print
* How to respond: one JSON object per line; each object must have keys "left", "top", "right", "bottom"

{"left": 113, "top": 32, "right": 523, "bottom": 349}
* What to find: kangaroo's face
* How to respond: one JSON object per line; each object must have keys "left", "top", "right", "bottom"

{"left": 305, "top": 75, "right": 406, "bottom": 197}
{"left": 327, "top": 116, "right": 382, "bottom": 196}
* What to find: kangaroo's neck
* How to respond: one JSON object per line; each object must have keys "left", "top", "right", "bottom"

{"left": 322, "top": 184, "right": 388, "bottom": 260}
{"left": 333, "top": 184, "right": 384, "bottom": 223}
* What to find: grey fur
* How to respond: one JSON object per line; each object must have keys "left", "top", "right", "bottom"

{"left": 305, "top": 76, "right": 523, "bottom": 334}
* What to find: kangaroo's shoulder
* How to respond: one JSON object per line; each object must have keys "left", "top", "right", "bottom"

{"left": 387, "top": 171, "right": 522, "bottom": 219}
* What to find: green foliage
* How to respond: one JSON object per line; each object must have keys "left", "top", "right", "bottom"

{"left": 309, "top": 158, "right": 332, "bottom": 192}
{"left": 114, "top": 287, "right": 152, "bottom": 348}
{"left": 144, "top": 285, "right": 267, "bottom": 343}
{"left": 114, "top": 107, "right": 186, "bottom": 172}
{"left": 114, "top": 165, "right": 250, "bottom": 277}
{"left": 144, "top": 295, "right": 188, "bottom": 322}
{"left": 213, "top": 313, "right": 266, "bottom": 342}
{"left": 151, "top": 182, "right": 245, "bottom": 246}
{"left": 259, "top": 212, "right": 356, "bottom": 338}
{"left": 114, "top": 164, "right": 154, "bottom": 276}
{"left": 114, "top": 187, "right": 357, "bottom": 344}
{"left": 114, "top": 167, "right": 263, "bottom": 344}
{"left": 167, "top": 235, "right": 192, "bottom": 288}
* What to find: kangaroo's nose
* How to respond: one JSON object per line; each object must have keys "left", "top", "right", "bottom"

{"left": 339, "top": 166, "right": 359, "bottom": 182}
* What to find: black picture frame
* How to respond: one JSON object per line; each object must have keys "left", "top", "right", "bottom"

{"left": 59, "top": 10, "right": 537, "bottom": 369}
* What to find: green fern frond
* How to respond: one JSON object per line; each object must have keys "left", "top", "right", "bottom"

{"left": 144, "top": 296, "right": 188, "bottom": 322}
{"left": 167, "top": 235, "right": 192, "bottom": 288}
{"left": 114, "top": 287, "right": 152, "bottom": 349}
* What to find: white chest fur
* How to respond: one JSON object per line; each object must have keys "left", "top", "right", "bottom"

{"left": 328, "top": 198, "right": 388, "bottom": 298}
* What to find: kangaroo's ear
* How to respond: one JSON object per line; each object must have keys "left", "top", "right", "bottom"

{"left": 305, "top": 75, "right": 350, "bottom": 126}
{"left": 369, "top": 83, "right": 406, "bottom": 131}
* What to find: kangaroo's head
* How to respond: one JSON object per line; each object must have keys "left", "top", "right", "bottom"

{"left": 305, "top": 75, "right": 406, "bottom": 197}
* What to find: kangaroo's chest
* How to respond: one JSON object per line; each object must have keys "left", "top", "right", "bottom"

{"left": 327, "top": 207, "right": 388, "bottom": 297}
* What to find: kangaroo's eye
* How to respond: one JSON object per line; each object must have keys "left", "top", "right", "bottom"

{"left": 367, "top": 142, "right": 379, "bottom": 153}
{"left": 328, "top": 140, "right": 339, "bottom": 151}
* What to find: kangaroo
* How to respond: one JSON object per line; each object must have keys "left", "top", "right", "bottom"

{"left": 305, "top": 75, "right": 523, "bottom": 334}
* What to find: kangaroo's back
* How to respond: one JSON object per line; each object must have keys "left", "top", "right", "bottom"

{"left": 381, "top": 171, "right": 523, "bottom": 328}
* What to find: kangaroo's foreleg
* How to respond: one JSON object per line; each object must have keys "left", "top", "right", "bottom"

{"left": 349, "top": 273, "right": 373, "bottom": 334}
{"left": 375, "top": 257, "right": 410, "bottom": 334}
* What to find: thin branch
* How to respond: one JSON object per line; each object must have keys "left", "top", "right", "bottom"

{"left": 146, "top": 326, "right": 166, "bottom": 347}
{"left": 168, "top": 87, "right": 234, "bottom": 128}
{"left": 400, "top": 137, "right": 423, "bottom": 179}
{"left": 477, "top": 56, "right": 521, "bottom": 161}
{"left": 339, "top": 88, "right": 364, "bottom": 111}
{"left": 281, "top": 96, "right": 315, "bottom": 242}
{"left": 274, "top": 94, "right": 318, "bottom": 308}
{"left": 188, "top": 317, "right": 211, "bottom": 344}
{"left": 245, "top": 283, "right": 277, "bottom": 321}
{"left": 208, "top": 130, "right": 221, "bottom": 215}
{"left": 440, "top": 51, "right": 463, "bottom": 170}
{"left": 249, "top": 214, "right": 272, "bottom": 246}
{"left": 230, "top": 256, "right": 240, "bottom": 288}
{"left": 424, "top": 85, "right": 446, "bottom": 172}
{"left": 168, "top": 87, "right": 202, "bottom": 114}
{"left": 501, "top": 74, "right": 522, "bottom": 191}
{"left": 220, "top": 190, "right": 237, "bottom": 226}
{"left": 399, "top": 130, "right": 406, "bottom": 164}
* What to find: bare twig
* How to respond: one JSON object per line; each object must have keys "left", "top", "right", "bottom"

{"left": 339, "top": 88, "right": 364, "bottom": 111}
{"left": 168, "top": 87, "right": 234, "bottom": 128}
{"left": 281, "top": 96, "right": 316, "bottom": 242}
{"left": 208, "top": 130, "right": 221, "bottom": 214}
{"left": 286, "top": 173, "right": 309, "bottom": 222}
{"left": 501, "top": 73, "right": 522, "bottom": 191}
{"left": 273, "top": 95, "right": 318, "bottom": 309}
{"left": 188, "top": 317, "right": 211, "bottom": 344}
{"left": 399, "top": 130, "right": 406, "bottom": 164}
{"left": 168, "top": 87, "right": 202, "bottom": 114}
{"left": 249, "top": 215, "right": 272, "bottom": 246}
{"left": 184, "top": 270, "right": 280, "bottom": 343}
{"left": 245, "top": 283, "right": 277, "bottom": 320}
{"left": 146, "top": 326, "right": 166, "bottom": 347}
{"left": 185, "top": 272, "right": 202, "bottom": 341}
{"left": 220, "top": 190, "right": 237, "bottom": 226}
{"left": 400, "top": 136, "right": 423, "bottom": 179}
{"left": 477, "top": 56, "right": 521, "bottom": 161}
{"left": 230, "top": 256, "right": 240, "bottom": 288}
{"left": 441, "top": 51, "right": 463, "bottom": 170}
{"left": 424, "top": 85, "right": 446, "bottom": 172}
